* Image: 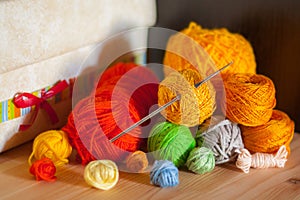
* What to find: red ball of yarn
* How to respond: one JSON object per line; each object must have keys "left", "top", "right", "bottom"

{"left": 63, "top": 62, "right": 158, "bottom": 165}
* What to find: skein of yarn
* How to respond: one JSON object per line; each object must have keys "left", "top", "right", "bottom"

{"left": 236, "top": 145, "right": 288, "bottom": 173}
{"left": 28, "top": 130, "right": 72, "bottom": 166}
{"left": 163, "top": 21, "right": 256, "bottom": 76}
{"left": 148, "top": 121, "right": 196, "bottom": 167}
{"left": 150, "top": 160, "right": 179, "bottom": 188}
{"left": 84, "top": 160, "right": 119, "bottom": 190}
{"left": 126, "top": 150, "right": 149, "bottom": 173}
{"left": 158, "top": 68, "right": 216, "bottom": 127}
{"left": 62, "top": 63, "right": 159, "bottom": 165}
{"left": 240, "top": 109, "right": 295, "bottom": 154}
{"left": 223, "top": 73, "right": 276, "bottom": 126}
{"left": 186, "top": 147, "right": 215, "bottom": 174}
{"left": 195, "top": 116, "right": 244, "bottom": 164}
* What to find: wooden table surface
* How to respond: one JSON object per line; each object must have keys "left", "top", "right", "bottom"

{"left": 0, "top": 133, "right": 299, "bottom": 200}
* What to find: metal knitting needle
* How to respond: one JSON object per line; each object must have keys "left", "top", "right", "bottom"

{"left": 110, "top": 61, "right": 233, "bottom": 142}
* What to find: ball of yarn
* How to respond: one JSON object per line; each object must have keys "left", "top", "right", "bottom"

{"left": 148, "top": 121, "right": 196, "bottom": 167}
{"left": 223, "top": 73, "right": 276, "bottom": 126}
{"left": 97, "top": 62, "right": 137, "bottom": 87}
{"left": 28, "top": 130, "right": 72, "bottom": 166}
{"left": 186, "top": 147, "right": 215, "bottom": 174}
{"left": 84, "top": 160, "right": 119, "bottom": 190}
{"left": 29, "top": 158, "right": 57, "bottom": 182}
{"left": 62, "top": 63, "right": 159, "bottom": 165}
{"left": 158, "top": 68, "right": 216, "bottom": 127}
{"left": 150, "top": 160, "right": 179, "bottom": 188}
{"left": 195, "top": 116, "right": 244, "bottom": 164}
{"left": 126, "top": 150, "right": 149, "bottom": 173}
{"left": 240, "top": 109, "right": 295, "bottom": 154}
{"left": 163, "top": 21, "right": 256, "bottom": 76}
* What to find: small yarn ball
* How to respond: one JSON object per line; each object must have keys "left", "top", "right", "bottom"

{"left": 63, "top": 62, "right": 158, "bottom": 165}
{"left": 223, "top": 73, "right": 276, "bottom": 126}
{"left": 148, "top": 122, "right": 196, "bottom": 167}
{"left": 158, "top": 68, "right": 216, "bottom": 127}
{"left": 29, "top": 158, "right": 57, "bottom": 182}
{"left": 241, "top": 109, "right": 295, "bottom": 154}
{"left": 126, "top": 150, "right": 149, "bottom": 173}
{"left": 84, "top": 160, "right": 119, "bottom": 190}
{"left": 150, "top": 160, "right": 179, "bottom": 188}
{"left": 195, "top": 116, "right": 244, "bottom": 164}
{"left": 186, "top": 147, "right": 215, "bottom": 174}
{"left": 28, "top": 130, "right": 72, "bottom": 166}
{"left": 163, "top": 21, "right": 256, "bottom": 76}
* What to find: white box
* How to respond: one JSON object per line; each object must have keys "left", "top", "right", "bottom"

{"left": 0, "top": 0, "right": 156, "bottom": 152}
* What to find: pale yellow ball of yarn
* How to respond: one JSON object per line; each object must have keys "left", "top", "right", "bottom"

{"left": 84, "top": 160, "right": 119, "bottom": 190}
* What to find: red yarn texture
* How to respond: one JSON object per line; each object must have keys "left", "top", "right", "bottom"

{"left": 29, "top": 158, "right": 57, "bottom": 182}
{"left": 63, "top": 63, "right": 158, "bottom": 165}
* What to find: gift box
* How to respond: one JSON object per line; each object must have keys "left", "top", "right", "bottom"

{"left": 0, "top": 0, "right": 156, "bottom": 152}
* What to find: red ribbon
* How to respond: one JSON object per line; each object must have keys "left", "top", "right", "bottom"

{"left": 13, "top": 80, "right": 69, "bottom": 131}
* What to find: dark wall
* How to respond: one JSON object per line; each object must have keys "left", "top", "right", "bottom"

{"left": 149, "top": 0, "right": 300, "bottom": 131}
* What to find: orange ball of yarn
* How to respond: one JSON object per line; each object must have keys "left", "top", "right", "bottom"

{"left": 241, "top": 110, "right": 295, "bottom": 154}
{"left": 126, "top": 150, "right": 149, "bottom": 173}
{"left": 223, "top": 73, "right": 276, "bottom": 126}
{"left": 163, "top": 21, "right": 256, "bottom": 76}
{"left": 63, "top": 63, "right": 159, "bottom": 165}
{"left": 158, "top": 68, "right": 216, "bottom": 127}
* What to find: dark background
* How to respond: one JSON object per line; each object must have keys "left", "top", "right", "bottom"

{"left": 148, "top": 0, "right": 300, "bottom": 131}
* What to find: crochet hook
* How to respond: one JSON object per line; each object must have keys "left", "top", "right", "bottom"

{"left": 110, "top": 61, "right": 233, "bottom": 142}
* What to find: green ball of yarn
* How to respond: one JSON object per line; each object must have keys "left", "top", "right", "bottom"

{"left": 148, "top": 122, "right": 196, "bottom": 167}
{"left": 186, "top": 147, "right": 215, "bottom": 174}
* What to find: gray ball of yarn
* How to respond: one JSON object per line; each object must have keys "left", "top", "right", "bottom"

{"left": 195, "top": 116, "right": 244, "bottom": 164}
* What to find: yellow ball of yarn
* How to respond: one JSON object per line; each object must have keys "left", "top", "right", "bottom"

{"left": 158, "top": 68, "right": 216, "bottom": 127}
{"left": 163, "top": 21, "right": 256, "bottom": 76}
{"left": 84, "top": 160, "right": 119, "bottom": 190}
{"left": 240, "top": 110, "right": 294, "bottom": 155}
{"left": 28, "top": 130, "right": 72, "bottom": 166}
{"left": 223, "top": 73, "right": 276, "bottom": 126}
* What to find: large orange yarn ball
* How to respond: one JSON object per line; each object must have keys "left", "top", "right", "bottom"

{"left": 240, "top": 110, "right": 295, "bottom": 154}
{"left": 158, "top": 68, "right": 216, "bottom": 127}
{"left": 63, "top": 63, "right": 159, "bottom": 165}
{"left": 163, "top": 22, "right": 256, "bottom": 76}
{"left": 223, "top": 73, "right": 276, "bottom": 126}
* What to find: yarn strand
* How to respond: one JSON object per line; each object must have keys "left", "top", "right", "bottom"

{"left": 236, "top": 145, "right": 288, "bottom": 173}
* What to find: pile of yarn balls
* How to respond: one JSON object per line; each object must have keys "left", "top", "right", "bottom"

{"left": 27, "top": 21, "right": 295, "bottom": 190}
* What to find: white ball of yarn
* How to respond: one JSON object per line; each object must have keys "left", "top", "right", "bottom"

{"left": 195, "top": 116, "right": 244, "bottom": 164}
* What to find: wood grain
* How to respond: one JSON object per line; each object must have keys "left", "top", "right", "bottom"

{"left": 0, "top": 133, "right": 299, "bottom": 200}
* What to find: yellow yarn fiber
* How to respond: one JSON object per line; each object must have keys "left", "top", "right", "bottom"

{"left": 163, "top": 22, "right": 256, "bottom": 76}
{"left": 158, "top": 68, "right": 216, "bottom": 127}
{"left": 84, "top": 160, "right": 119, "bottom": 190}
{"left": 28, "top": 130, "right": 72, "bottom": 166}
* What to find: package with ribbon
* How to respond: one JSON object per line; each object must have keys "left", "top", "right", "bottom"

{"left": 0, "top": 0, "right": 156, "bottom": 152}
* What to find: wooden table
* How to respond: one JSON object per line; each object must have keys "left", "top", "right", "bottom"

{"left": 0, "top": 133, "right": 299, "bottom": 200}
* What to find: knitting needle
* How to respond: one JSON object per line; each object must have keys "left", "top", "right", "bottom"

{"left": 109, "top": 61, "right": 233, "bottom": 142}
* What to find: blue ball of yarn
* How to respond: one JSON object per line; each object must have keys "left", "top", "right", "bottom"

{"left": 150, "top": 160, "right": 179, "bottom": 188}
